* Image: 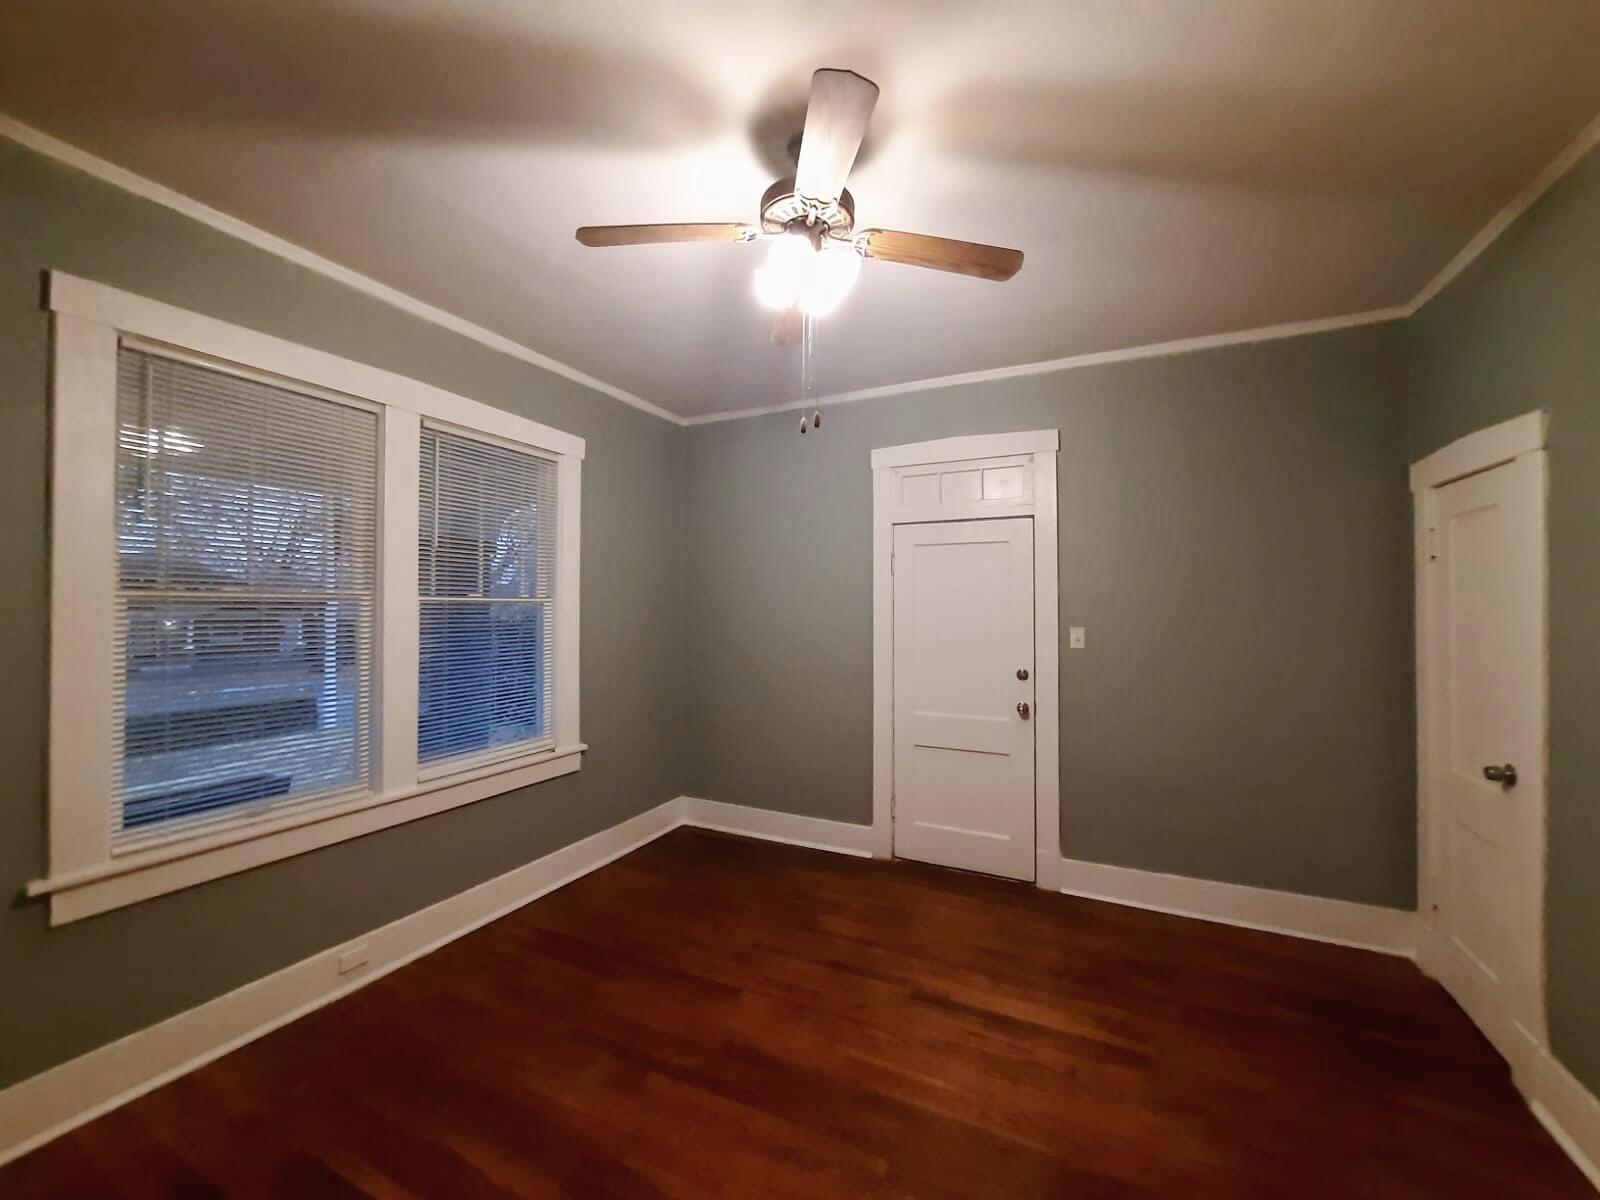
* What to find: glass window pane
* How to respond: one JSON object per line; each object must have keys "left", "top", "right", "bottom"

{"left": 419, "top": 601, "right": 548, "bottom": 761}
{"left": 113, "top": 348, "right": 378, "bottom": 843}
{"left": 418, "top": 427, "right": 556, "bottom": 767}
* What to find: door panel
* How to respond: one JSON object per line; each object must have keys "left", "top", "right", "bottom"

{"left": 893, "top": 518, "right": 1034, "bottom": 880}
{"left": 1425, "top": 452, "right": 1545, "bottom": 1072}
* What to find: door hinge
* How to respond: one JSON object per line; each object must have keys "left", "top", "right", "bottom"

{"left": 890, "top": 553, "right": 895, "bottom": 576}
{"left": 1425, "top": 524, "right": 1439, "bottom": 563}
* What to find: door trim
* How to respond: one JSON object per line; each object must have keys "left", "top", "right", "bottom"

{"left": 1410, "top": 409, "right": 1547, "bottom": 491}
{"left": 1411, "top": 410, "right": 1550, "bottom": 1080}
{"left": 871, "top": 429, "right": 1060, "bottom": 889}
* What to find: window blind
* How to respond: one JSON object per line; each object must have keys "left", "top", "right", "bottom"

{"left": 418, "top": 425, "right": 557, "bottom": 770}
{"left": 112, "top": 345, "right": 379, "bottom": 846}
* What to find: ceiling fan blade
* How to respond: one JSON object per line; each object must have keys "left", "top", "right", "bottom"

{"left": 793, "top": 69, "right": 879, "bottom": 204}
{"left": 858, "top": 229, "right": 1024, "bottom": 282}
{"left": 575, "top": 223, "right": 752, "bottom": 247}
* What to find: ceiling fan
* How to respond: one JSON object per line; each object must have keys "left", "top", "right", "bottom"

{"left": 575, "top": 69, "right": 1025, "bottom": 336}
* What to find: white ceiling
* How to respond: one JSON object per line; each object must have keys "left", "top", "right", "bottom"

{"left": 3, "top": 1, "right": 1598, "bottom": 420}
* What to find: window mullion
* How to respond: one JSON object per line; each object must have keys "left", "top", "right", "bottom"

{"left": 379, "top": 408, "right": 421, "bottom": 793}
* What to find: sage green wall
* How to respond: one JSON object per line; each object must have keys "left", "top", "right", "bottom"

{"left": 684, "top": 326, "right": 1416, "bottom": 909}
{"left": 0, "top": 139, "right": 689, "bottom": 1089}
{"left": 1405, "top": 145, "right": 1600, "bottom": 1097}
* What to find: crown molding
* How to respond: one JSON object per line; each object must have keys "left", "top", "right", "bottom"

{"left": 687, "top": 104, "right": 1599, "bottom": 427}
{"left": 1406, "top": 107, "right": 1600, "bottom": 314}
{"left": 683, "top": 306, "right": 1410, "bottom": 425}
{"left": 8, "top": 102, "right": 1597, "bottom": 431}
{"left": 0, "top": 115, "right": 686, "bottom": 427}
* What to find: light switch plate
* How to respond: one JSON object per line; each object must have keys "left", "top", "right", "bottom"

{"left": 1069, "top": 626, "right": 1086, "bottom": 649}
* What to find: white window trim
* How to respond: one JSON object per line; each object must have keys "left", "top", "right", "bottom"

{"left": 31, "top": 273, "right": 586, "bottom": 924}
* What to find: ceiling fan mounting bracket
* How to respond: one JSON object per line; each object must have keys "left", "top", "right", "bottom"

{"left": 759, "top": 176, "right": 856, "bottom": 240}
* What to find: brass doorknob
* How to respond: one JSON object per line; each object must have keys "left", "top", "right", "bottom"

{"left": 1017, "top": 702, "right": 1031, "bottom": 720}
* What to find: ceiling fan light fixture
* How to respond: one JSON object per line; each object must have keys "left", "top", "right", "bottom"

{"left": 752, "top": 263, "right": 793, "bottom": 310}
{"left": 753, "top": 232, "right": 810, "bottom": 310}
{"left": 578, "top": 68, "right": 1024, "bottom": 329}
{"left": 753, "top": 232, "right": 861, "bottom": 316}
{"left": 798, "top": 242, "right": 861, "bottom": 317}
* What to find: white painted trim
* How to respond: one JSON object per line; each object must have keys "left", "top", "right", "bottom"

{"left": 1409, "top": 109, "right": 1600, "bottom": 314}
{"left": 48, "top": 272, "right": 587, "bottom": 461}
{"left": 0, "top": 797, "right": 685, "bottom": 1169}
{"left": 0, "top": 115, "right": 682, "bottom": 425}
{"left": 1058, "top": 857, "right": 1417, "bottom": 957}
{"left": 871, "top": 432, "right": 1061, "bottom": 888}
{"left": 687, "top": 308, "right": 1409, "bottom": 425}
{"left": 1413, "top": 423, "right": 1551, "bottom": 1085}
{"left": 870, "top": 466, "right": 897, "bottom": 860}
{"left": 1032, "top": 450, "right": 1062, "bottom": 892}
{"left": 12, "top": 106, "right": 1598, "bottom": 431}
{"left": 684, "top": 108, "right": 1600, "bottom": 426}
{"left": 33, "top": 747, "right": 588, "bottom": 924}
{"left": 4, "top": 105, "right": 1405, "bottom": 430}
{"left": 379, "top": 408, "right": 422, "bottom": 795}
{"left": 1409, "top": 410, "right": 1549, "bottom": 491}
{"left": 46, "top": 314, "right": 118, "bottom": 878}
{"left": 554, "top": 455, "right": 583, "bottom": 750}
{"left": 7, "top": 791, "right": 1592, "bottom": 1189}
{"left": 678, "top": 797, "right": 875, "bottom": 857}
{"left": 1530, "top": 1049, "right": 1600, "bottom": 1195}
{"left": 40, "top": 279, "right": 588, "bottom": 922}
{"left": 870, "top": 428, "right": 1059, "bottom": 470}
{"left": 1413, "top": 494, "right": 1440, "bottom": 957}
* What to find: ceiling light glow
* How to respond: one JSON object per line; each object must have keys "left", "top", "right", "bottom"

{"left": 752, "top": 233, "right": 861, "bottom": 317}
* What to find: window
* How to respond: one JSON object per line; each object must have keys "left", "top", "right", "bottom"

{"left": 114, "top": 346, "right": 379, "bottom": 844}
{"left": 39, "top": 274, "right": 584, "bottom": 924}
{"left": 418, "top": 427, "right": 557, "bottom": 772}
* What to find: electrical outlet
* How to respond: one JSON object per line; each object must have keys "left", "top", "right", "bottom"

{"left": 1069, "top": 626, "right": 1086, "bottom": 649}
{"left": 337, "top": 943, "right": 371, "bottom": 975}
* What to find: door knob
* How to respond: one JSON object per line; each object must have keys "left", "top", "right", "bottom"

{"left": 1483, "top": 763, "right": 1518, "bottom": 789}
{"left": 1016, "top": 702, "right": 1031, "bottom": 720}
{"left": 1016, "top": 668, "right": 1030, "bottom": 681}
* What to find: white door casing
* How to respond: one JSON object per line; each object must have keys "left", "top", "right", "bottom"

{"left": 1413, "top": 412, "right": 1548, "bottom": 1087}
{"left": 892, "top": 519, "right": 1036, "bottom": 880}
{"left": 870, "top": 430, "right": 1060, "bottom": 889}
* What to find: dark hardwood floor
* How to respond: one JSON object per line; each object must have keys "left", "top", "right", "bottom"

{"left": 4, "top": 828, "right": 1590, "bottom": 1198}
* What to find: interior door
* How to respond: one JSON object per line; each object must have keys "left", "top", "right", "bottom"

{"left": 1425, "top": 452, "right": 1546, "bottom": 1072}
{"left": 892, "top": 518, "right": 1035, "bottom": 880}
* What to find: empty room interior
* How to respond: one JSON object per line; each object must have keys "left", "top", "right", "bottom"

{"left": 3, "top": 2, "right": 1600, "bottom": 1196}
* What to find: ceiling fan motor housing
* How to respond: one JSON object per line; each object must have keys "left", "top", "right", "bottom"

{"left": 760, "top": 177, "right": 856, "bottom": 243}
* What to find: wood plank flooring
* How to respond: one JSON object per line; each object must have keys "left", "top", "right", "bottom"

{"left": 3, "top": 828, "right": 1590, "bottom": 1198}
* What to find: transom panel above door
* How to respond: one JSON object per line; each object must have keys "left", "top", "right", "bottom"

{"left": 892, "top": 455, "right": 1035, "bottom": 519}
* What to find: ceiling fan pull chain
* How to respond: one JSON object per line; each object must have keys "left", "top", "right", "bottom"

{"left": 798, "top": 309, "right": 815, "bottom": 435}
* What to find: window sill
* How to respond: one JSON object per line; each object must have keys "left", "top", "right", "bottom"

{"left": 28, "top": 743, "right": 587, "bottom": 925}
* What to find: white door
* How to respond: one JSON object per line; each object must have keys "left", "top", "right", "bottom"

{"left": 892, "top": 518, "right": 1035, "bottom": 880}
{"left": 1423, "top": 452, "right": 1546, "bottom": 1075}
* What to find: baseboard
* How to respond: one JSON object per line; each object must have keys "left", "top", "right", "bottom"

{"left": 1058, "top": 857, "right": 1417, "bottom": 957}
{"left": 0, "top": 797, "right": 685, "bottom": 1169}
{"left": 678, "top": 796, "right": 876, "bottom": 858}
{"left": 1530, "top": 1049, "right": 1600, "bottom": 1193}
